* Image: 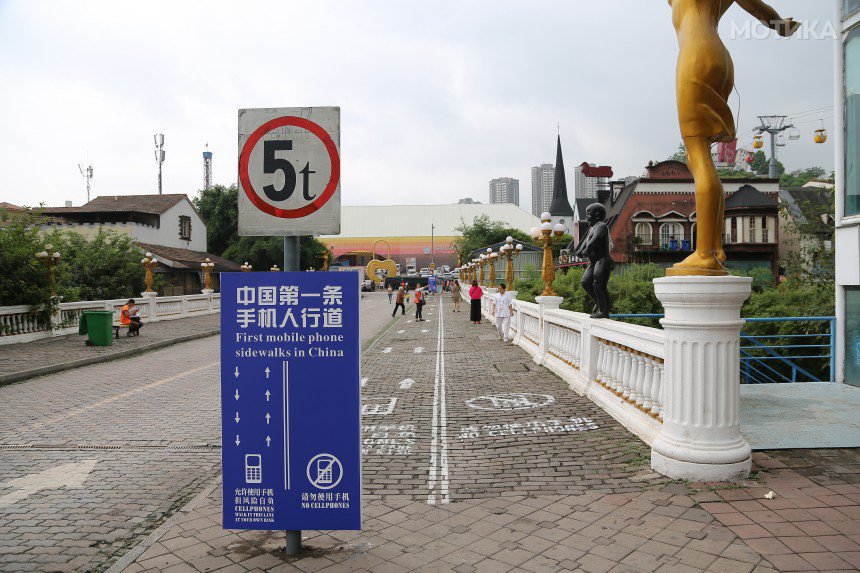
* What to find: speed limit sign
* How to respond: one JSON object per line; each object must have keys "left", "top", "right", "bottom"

{"left": 238, "top": 107, "right": 341, "bottom": 236}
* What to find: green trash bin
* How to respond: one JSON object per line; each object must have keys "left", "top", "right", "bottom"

{"left": 79, "top": 310, "right": 114, "bottom": 347}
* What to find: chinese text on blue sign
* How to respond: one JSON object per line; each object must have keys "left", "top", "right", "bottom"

{"left": 220, "top": 272, "right": 361, "bottom": 531}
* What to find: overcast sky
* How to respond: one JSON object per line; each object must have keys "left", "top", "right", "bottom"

{"left": 0, "top": 0, "right": 838, "bottom": 210}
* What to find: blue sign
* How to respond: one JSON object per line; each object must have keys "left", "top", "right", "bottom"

{"left": 220, "top": 272, "right": 361, "bottom": 531}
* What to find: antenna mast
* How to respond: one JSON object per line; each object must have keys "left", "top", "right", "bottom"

{"left": 78, "top": 163, "right": 93, "bottom": 203}
{"left": 203, "top": 143, "right": 213, "bottom": 191}
{"left": 154, "top": 133, "right": 165, "bottom": 194}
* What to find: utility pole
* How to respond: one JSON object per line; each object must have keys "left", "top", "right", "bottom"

{"left": 154, "top": 133, "right": 165, "bottom": 194}
{"left": 78, "top": 163, "right": 93, "bottom": 203}
{"left": 431, "top": 224, "right": 435, "bottom": 268}
{"left": 755, "top": 116, "right": 793, "bottom": 179}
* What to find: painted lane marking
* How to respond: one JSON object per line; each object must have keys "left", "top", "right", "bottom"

{"left": 0, "top": 459, "right": 97, "bottom": 509}
{"left": 360, "top": 378, "right": 369, "bottom": 387}
{"left": 399, "top": 378, "right": 415, "bottom": 390}
{"left": 427, "top": 295, "right": 450, "bottom": 505}
{"left": 414, "top": 347, "right": 424, "bottom": 354}
{"left": 456, "top": 417, "right": 599, "bottom": 441}
{"left": 362, "top": 398, "right": 397, "bottom": 416}
{"left": 465, "top": 393, "right": 555, "bottom": 411}
{"left": 397, "top": 330, "right": 405, "bottom": 334}
{"left": 20, "top": 362, "right": 217, "bottom": 433}
{"left": 421, "top": 329, "right": 429, "bottom": 333}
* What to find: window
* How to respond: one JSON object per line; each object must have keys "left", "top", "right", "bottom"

{"left": 635, "top": 222, "right": 652, "bottom": 245}
{"left": 748, "top": 217, "right": 758, "bottom": 243}
{"left": 846, "top": 27, "right": 860, "bottom": 216}
{"left": 659, "top": 223, "right": 683, "bottom": 248}
{"left": 845, "top": 0, "right": 860, "bottom": 18}
{"left": 846, "top": 287, "right": 860, "bottom": 386}
{"left": 730, "top": 218, "right": 738, "bottom": 244}
{"left": 179, "top": 215, "right": 192, "bottom": 241}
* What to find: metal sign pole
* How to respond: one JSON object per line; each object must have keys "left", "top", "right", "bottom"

{"left": 285, "top": 530, "right": 301, "bottom": 556}
{"left": 284, "top": 236, "right": 300, "bottom": 272}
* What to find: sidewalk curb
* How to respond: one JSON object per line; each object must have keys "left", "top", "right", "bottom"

{"left": 104, "top": 475, "right": 222, "bottom": 573}
{"left": 0, "top": 329, "right": 220, "bottom": 387}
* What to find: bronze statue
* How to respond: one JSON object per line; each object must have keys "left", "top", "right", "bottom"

{"left": 573, "top": 203, "right": 613, "bottom": 319}
{"left": 667, "top": 0, "right": 799, "bottom": 276}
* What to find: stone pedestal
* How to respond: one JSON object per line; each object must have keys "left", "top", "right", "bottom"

{"left": 141, "top": 291, "right": 158, "bottom": 298}
{"left": 202, "top": 289, "right": 215, "bottom": 295}
{"left": 651, "top": 276, "right": 753, "bottom": 481}
{"left": 534, "top": 296, "right": 563, "bottom": 365}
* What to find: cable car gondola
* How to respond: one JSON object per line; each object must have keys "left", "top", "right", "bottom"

{"left": 753, "top": 135, "right": 764, "bottom": 149}
{"left": 788, "top": 126, "right": 801, "bottom": 141}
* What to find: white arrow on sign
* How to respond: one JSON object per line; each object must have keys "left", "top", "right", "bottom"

{"left": 265, "top": 367, "right": 270, "bottom": 379}
{"left": 266, "top": 436, "right": 271, "bottom": 447}
{"left": 399, "top": 378, "right": 415, "bottom": 390}
{"left": 234, "top": 389, "right": 240, "bottom": 401}
{"left": 265, "top": 390, "right": 271, "bottom": 402}
{"left": 0, "top": 459, "right": 97, "bottom": 509}
{"left": 414, "top": 347, "right": 424, "bottom": 354}
{"left": 235, "top": 435, "right": 240, "bottom": 446}
{"left": 234, "top": 412, "right": 240, "bottom": 424}
{"left": 234, "top": 367, "right": 240, "bottom": 378}
{"left": 265, "top": 413, "right": 271, "bottom": 424}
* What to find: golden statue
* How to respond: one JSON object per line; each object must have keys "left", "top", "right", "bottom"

{"left": 667, "top": 0, "right": 798, "bottom": 276}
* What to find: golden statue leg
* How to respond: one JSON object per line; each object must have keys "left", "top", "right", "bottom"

{"left": 667, "top": 136, "right": 727, "bottom": 277}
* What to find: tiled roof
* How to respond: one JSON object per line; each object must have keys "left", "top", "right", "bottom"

{"left": 0, "top": 202, "right": 23, "bottom": 211}
{"left": 137, "top": 243, "right": 241, "bottom": 271}
{"left": 725, "top": 185, "right": 777, "bottom": 209}
{"left": 43, "top": 194, "right": 188, "bottom": 215}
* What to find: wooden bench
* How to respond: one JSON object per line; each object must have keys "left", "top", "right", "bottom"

{"left": 113, "top": 322, "right": 132, "bottom": 339}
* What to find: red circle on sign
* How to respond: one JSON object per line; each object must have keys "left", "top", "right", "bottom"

{"left": 239, "top": 116, "right": 340, "bottom": 219}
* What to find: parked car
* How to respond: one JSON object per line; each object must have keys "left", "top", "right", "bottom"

{"left": 452, "top": 269, "right": 460, "bottom": 279}
{"left": 360, "top": 279, "right": 375, "bottom": 292}
{"left": 419, "top": 268, "right": 432, "bottom": 277}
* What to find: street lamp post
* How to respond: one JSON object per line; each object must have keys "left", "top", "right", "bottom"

{"left": 487, "top": 248, "right": 498, "bottom": 286}
{"left": 140, "top": 252, "right": 159, "bottom": 297}
{"left": 270, "top": 265, "right": 281, "bottom": 272}
{"left": 499, "top": 236, "right": 524, "bottom": 290}
{"left": 36, "top": 244, "right": 61, "bottom": 298}
{"left": 201, "top": 258, "right": 215, "bottom": 294}
{"left": 531, "top": 212, "right": 566, "bottom": 297}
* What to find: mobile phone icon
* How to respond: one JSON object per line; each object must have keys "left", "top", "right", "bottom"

{"left": 245, "top": 454, "right": 262, "bottom": 484}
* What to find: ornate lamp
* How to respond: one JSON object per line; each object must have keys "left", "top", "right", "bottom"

{"left": 487, "top": 248, "right": 498, "bottom": 286}
{"left": 201, "top": 258, "right": 215, "bottom": 293}
{"left": 531, "top": 212, "right": 566, "bottom": 297}
{"left": 499, "top": 236, "right": 524, "bottom": 290}
{"left": 270, "top": 265, "right": 281, "bottom": 272}
{"left": 36, "top": 244, "right": 61, "bottom": 297}
{"left": 140, "top": 252, "right": 159, "bottom": 295}
{"left": 240, "top": 262, "right": 253, "bottom": 272}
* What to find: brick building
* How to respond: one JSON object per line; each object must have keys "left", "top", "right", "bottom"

{"left": 596, "top": 161, "right": 781, "bottom": 277}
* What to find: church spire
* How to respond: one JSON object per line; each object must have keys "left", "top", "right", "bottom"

{"left": 549, "top": 134, "right": 574, "bottom": 217}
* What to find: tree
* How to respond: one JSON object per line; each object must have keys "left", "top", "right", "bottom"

{"left": 192, "top": 184, "right": 238, "bottom": 257}
{"left": 44, "top": 228, "right": 151, "bottom": 302}
{"left": 0, "top": 210, "right": 51, "bottom": 306}
{"left": 779, "top": 166, "right": 829, "bottom": 188}
{"left": 452, "top": 215, "right": 532, "bottom": 264}
{"left": 667, "top": 143, "right": 687, "bottom": 163}
{"left": 779, "top": 190, "right": 835, "bottom": 284}
{"left": 750, "top": 150, "right": 785, "bottom": 176}
{"left": 193, "top": 185, "right": 329, "bottom": 270}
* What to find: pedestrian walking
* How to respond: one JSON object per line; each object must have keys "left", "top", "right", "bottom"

{"left": 414, "top": 287, "right": 426, "bottom": 321}
{"left": 451, "top": 280, "right": 462, "bottom": 312}
{"left": 392, "top": 287, "right": 406, "bottom": 317}
{"left": 491, "top": 283, "right": 514, "bottom": 343}
{"left": 387, "top": 284, "right": 393, "bottom": 303}
{"left": 469, "top": 280, "right": 483, "bottom": 324}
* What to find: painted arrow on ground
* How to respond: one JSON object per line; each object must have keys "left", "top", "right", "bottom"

{"left": 0, "top": 459, "right": 97, "bottom": 509}
{"left": 361, "top": 378, "right": 369, "bottom": 387}
{"left": 399, "top": 378, "right": 415, "bottom": 390}
{"left": 382, "top": 347, "right": 393, "bottom": 354}
{"left": 414, "top": 347, "right": 424, "bottom": 354}
{"left": 421, "top": 329, "right": 429, "bottom": 333}
{"left": 397, "top": 330, "right": 405, "bottom": 334}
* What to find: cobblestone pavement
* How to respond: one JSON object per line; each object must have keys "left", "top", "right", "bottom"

{"left": 0, "top": 294, "right": 399, "bottom": 573}
{"left": 113, "top": 294, "right": 860, "bottom": 573}
{"left": 0, "top": 314, "right": 221, "bottom": 385}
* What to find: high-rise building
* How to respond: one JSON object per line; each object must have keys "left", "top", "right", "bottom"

{"left": 489, "top": 177, "right": 520, "bottom": 205}
{"left": 574, "top": 162, "right": 614, "bottom": 200}
{"left": 530, "top": 164, "right": 555, "bottom": 216}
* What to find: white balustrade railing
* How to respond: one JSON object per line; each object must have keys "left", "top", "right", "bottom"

{"left": 0, "top": 293, "right": 220, "bottom": 345}
{"left": 470, "top": 287, "right": 666, "bottom": 446}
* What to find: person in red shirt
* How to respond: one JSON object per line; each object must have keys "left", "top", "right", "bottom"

{"left": 468, "top": 280, "right": 483, "bottom": 324}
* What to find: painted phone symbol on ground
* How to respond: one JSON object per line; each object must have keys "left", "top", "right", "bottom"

{"left": 307, "top": 453, "right": 343, "bottom": 490}
{"left": 465, "top": 393, "right": 555, "bottom": 411}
